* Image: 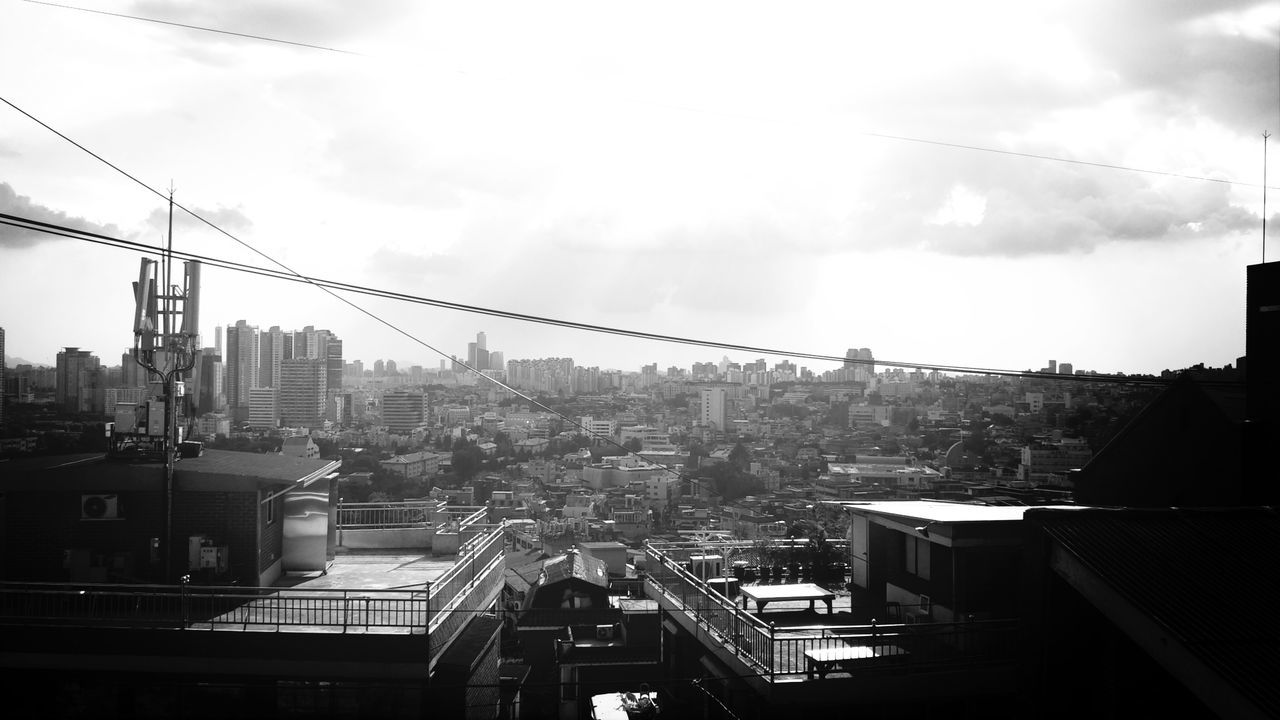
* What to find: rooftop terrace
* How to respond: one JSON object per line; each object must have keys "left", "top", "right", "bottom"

{"left": 643, "top": 540, "right": 1017, "bottom": 686}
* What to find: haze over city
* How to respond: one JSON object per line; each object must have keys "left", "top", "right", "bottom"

{"left": 3, "top": 1, "right": 1276, "bottom": 374}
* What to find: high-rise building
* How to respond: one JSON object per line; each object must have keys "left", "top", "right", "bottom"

{"left": 700, "top": 387, "right": 727, "bottom": 430}
{"left": 225, "top": 320, "right": 260, "bottom": 410}
{"left": 383, "top": 390, "right": 429, "bottom": 434}
{"left": 385, "top": 359, "right": 398, "bottom": 376}
{"left": 844, "top": 348, "right": 875, "bottom": 383}
{"left": 260, "top": 326, "right": 286, "bottom": 389}
{"left": 467, "top": 332, "right": 490, "bottom": 371}
{"left": 279, "top": 358, "right": 327, "bottom": 428}
{"left": 55, "top": 347, "right": 102, "bottom": 413}
{"left": 374, "top": 359, "right": 385, "bottom": 377}
{"left": 247, "top": 387, "right": 279, "bottom": 429}
{"left": 1059, "top": 362, "right": 1073, "bottom": 376}
{"left": 196, "top": 349, "right": 225, "bottom": 414}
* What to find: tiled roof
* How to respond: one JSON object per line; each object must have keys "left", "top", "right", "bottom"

{"left": 1028, "top": 507, "right": 1280, "bottom": 718}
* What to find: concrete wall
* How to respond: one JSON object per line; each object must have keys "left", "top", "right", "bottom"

{"left": 338, "top": 527, "right": 435, "bottom": 550}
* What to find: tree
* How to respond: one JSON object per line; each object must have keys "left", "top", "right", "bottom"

{"left": 623, "top": 438, "right": 643, "bottom": 453}
{"left": 727, "top": 442, "right": 751, "bottom": 472}
{"left": 451, "top": 443, "right": 485, "bottom": 482}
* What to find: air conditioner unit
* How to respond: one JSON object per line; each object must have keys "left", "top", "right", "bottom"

{"left": 81, "top": 494, "right": 120, "bottom": 520}
{"left": 595, "top": 624, "right": 614, "bottom": 640}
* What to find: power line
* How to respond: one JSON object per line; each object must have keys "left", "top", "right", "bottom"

{"left": 21, "top": 0, "right": 365, "bottom": 56}
{"left": 0, "top": 211, "right": 1218, "bottom": 390}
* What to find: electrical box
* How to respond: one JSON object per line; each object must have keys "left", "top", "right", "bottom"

{"left": 114, "top": 403, "right": 138, "bottom": 433}
{"left": 188, "top": 535, "right": 210, "bottom": 571}
{"left": 199, "top": 546, "right": 229, "bottom": 574}
{"left": 147, "top": 401, "right": 166, "bottom": 437}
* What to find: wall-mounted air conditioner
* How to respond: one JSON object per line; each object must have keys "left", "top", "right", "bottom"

{"left": 81, "top": 494, "right": 120, "bottom": 520}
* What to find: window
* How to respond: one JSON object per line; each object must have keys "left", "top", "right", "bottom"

{"left": 905, "top": 534, "right": 931, "bottom": 581}
{"left": 265, "top": 492, "right": 276, "bottom": 525}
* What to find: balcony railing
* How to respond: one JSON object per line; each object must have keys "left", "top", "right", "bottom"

{"left": 644, "top": 542, "right": 1016, "bottom": 681}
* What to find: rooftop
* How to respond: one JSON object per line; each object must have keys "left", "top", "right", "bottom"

{"left": 832, "top": 499, "right": 1081, "bottom": 524}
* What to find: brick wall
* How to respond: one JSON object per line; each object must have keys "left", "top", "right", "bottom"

{"left": 2, "top": 491, "right": 165, "bottom": 582}
{"left": 172, "top": 490, "right": 261, "bottom": 586}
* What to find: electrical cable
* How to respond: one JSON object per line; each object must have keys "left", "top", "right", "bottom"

{"left": 21, "top": 0, "right": 366, "bottom": 56}
{"left": 0, "top": 212, "right": 1222, "bottom": 390}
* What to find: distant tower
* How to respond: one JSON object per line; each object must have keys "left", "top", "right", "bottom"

{"left": 845, "top": 348, "right": 875, "bottom": 383}
{"left": 260, "top": 326, "right": 286, "bottom": 389}
{"left": 56, "top": 347, "right": 102, "bottom": 413}
{"left": 225, "top": 320, "right": 260, "bottom": 412}
{"left": 1048, "top": 359, "right": 1058, "bottom": 374}
{"left": 1059, "top": 362, "right": 1073, "bottom": 375}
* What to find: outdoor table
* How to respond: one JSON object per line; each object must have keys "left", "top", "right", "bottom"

{"left": 739, "top": 582, "right": 835, "bottom": 614}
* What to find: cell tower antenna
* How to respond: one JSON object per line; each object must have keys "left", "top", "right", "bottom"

{"left": 121, "top": 184, "right": 201, "bottom": 581}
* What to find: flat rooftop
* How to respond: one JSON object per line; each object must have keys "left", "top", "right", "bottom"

{"left": 834, "top": 500, "right": 1082, "bottom": 524}
{"left": 276, "top": 549, "right": 459, "bottom": 591}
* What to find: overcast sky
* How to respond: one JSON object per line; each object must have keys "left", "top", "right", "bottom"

{"left": 2, "top": 1, "right": 1277, "bottom": 374}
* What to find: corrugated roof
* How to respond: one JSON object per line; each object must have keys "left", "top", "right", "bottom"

{"left": 538, "top": 550, "right": 609, "bottom": 589}
{"left": 1029, "top": 507, "right": 1280, "bottom": 718}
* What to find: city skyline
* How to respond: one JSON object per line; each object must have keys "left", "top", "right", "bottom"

{"left": 2, "top": 2, "right": 1275, "bottom": 375}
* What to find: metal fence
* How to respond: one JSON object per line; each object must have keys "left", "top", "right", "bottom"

{"left": 0, "top": 524, "right": 508, "bottom": 647}
{"left": 337, "top": 501, "right": 437, "bottom": 529}
{"left": 0, "top": 582, "right": 427, "bottom": 633}
{"left": 644, "top": 542, "right": 1016, "bottom": 681}
{"left": 426, "top": 525, "right": 505, "bottom": 657}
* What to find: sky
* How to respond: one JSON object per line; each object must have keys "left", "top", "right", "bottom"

{"left": 2, "top": 0, "right": 1278, "bottom": 375}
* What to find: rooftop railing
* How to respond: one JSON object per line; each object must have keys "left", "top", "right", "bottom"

{"left": 0, "top": 524, "right": 507, "bottom": 660}
{"left": 643, "top": 541, "right": 1016, "bottom": 681}
{"left": 338, "top": 500, "right": 439, "bottom": 529}
{"left": 0, "top": 582, "right": 427, "bottom": 633}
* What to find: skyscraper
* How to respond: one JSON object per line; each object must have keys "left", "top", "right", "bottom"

{"left": 55, "top": 347, "right": 102, "bottom": 413}
{"left": 197, "top": 348, "right": 225, "bottom": 414}
{"left": 279, "top": 358, "right": 327, "bottom": 428}
{"left": 260, "top": 326, "right": 286, "bottom": 389}
{"left": 225, "top": 320, "right": 260, "bottom": 412}
{"left": 844, "top": 348, "right": 875, "bottom": 383}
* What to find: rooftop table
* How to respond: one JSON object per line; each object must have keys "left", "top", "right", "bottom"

{"left": 739, "top": 583, "right": 835, "bottom": 615}
{"left": 803, "top": 645, "right": 908, "bottom": 679}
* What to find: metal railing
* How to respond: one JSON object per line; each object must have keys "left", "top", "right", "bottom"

{"left": 644, "top": 542, "right": 1016, "bottom": 681}
{"left": 645, "top": 544, "right": 775, "bottom": 674}
{"left": 0, "top": 582, "right": 426, "bottom": 633}
{"left": 427, "top": 524, "right": 505, "bottom": 657}
{"left": 0, "top": 525, "right": 509, "bottom": 651}
{"left": 338, "top": 500, "right": 438, "bottom": 529}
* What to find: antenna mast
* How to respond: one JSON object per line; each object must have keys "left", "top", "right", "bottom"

{"left": 1265, "top": 132, "right": 1271, "bottom": 263}
{"left": 122, "top": 186, "right": 202, "bottom": 581}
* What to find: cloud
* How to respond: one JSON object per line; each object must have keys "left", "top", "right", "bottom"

{"left": 144, "top": 204, "right": 253, "bottom": 235}
{"left": 912, "top": 168, "right": 1257, "bottom": 257}
{"left": 0, "top": 182, "right": 123, "bottom": 249}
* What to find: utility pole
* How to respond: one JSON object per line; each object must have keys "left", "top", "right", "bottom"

{"left": 1264, "top": 131, "right": 1270, "bottom": 263}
